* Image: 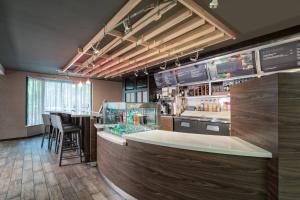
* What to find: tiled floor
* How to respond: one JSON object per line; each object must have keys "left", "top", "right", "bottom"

{"left": 0, "top": 136, "right": 124, "bottom": 200}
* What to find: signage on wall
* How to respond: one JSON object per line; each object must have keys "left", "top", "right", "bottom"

{"left": 259, "top": 40, "right": 300, "bottom": 72}
{"left": 176, "top": 63, "right": 208, "bottom": 84}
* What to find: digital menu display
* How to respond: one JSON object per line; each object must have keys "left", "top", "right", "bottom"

{"left": 208, "top": 51, "right": 256, "bottom": 79}
{"left": 176, "top": 63, "right": 208, "bottom": 84}
{"left": 260, "top": 40, "right": 300, "bottom": 72}
{"left": 154, "top": 70, "right": 177, "bottom": 88}
{"left": 154, "top": 73, "right": 164, "bottom": 88}
{"left": 161, "top": 70, "right": 177, "bottom": 86}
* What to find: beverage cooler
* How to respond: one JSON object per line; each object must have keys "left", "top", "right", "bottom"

{"left": 102, "top": 102, "right": 160, "bottom": 136}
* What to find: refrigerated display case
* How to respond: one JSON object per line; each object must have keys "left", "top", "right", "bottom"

{"left": 102, "top": 102, "right": 160, "bottom": 136}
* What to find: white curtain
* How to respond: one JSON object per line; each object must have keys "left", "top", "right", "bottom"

{"left": 27, "top": 77, "right": 91, "bottom": 126}
{"left": 27, "top": 78, "right": 44, "bottom": 126}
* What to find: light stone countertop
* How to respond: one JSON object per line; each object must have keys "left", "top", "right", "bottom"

{"left": 46, "top": 110, "right": 101, "bottom": 117}
{"left": 97, "top": 130, "right": 272, "bottom": 158}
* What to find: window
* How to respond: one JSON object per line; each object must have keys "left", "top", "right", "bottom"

{"left": 27, "top": 77, "right": 91, "bottom": 126}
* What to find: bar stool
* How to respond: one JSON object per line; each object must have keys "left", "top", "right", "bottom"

{"left": 49, "top": 114, "right": 59, "bottom": 151}
{"left": 56, "top": 115, "right": 82, "bottom": 166}
{"left": 41, "top": 114, "right": 51, "bottom": 148}
{"left": 49, "top": 114, "right": 76, "bottom": 152}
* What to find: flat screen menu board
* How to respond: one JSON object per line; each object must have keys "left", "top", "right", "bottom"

{"left": 259, "top": 40, "right": 300, "bottom": 72}
{"left": 154, "top": 70, "right": 177, "bottom": 88}
{"left": 154, "top": 73, "right": 164, "bottom": 88}
{"left": 208, "top": 51, "right": 256, "bottom": 79}
{"left": 176, "top": 63, "right": 208, "bottom": 84}
{"left": 161, "top": 70, "right": 177, "bottom": 86}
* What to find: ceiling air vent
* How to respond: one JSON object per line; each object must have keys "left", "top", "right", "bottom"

{"left": 0, "top": 64, "right": 5, "bottom": 75}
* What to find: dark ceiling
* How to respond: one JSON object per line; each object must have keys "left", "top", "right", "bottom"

{"left": 0, "top": 0, "right": 299, "bottom": 75}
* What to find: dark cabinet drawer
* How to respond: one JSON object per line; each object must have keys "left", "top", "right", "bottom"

{"left": 174, "top": 118, "right": 200, "bottom": 134}
{"left": 199, "top": 121, "right": 230, "bottom": 136}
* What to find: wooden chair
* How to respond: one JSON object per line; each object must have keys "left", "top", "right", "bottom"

{"left": 41, "top": 114, "right": 51, "bottom": 148}
{"left": 56, "top": 115, "right": 82, "bottom": 166}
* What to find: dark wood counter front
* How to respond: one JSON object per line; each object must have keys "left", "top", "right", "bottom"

{"left": 231, "top": 73, "right": 300, "bottom": 199}
{"left": 97, "top": 135, "right": 269, "bottom": 200}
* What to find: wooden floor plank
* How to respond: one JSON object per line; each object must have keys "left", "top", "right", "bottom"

{"left": 60, "top": 186, "right": 79, "bottom": 200}
{"left": 48, "top": 185, "right": 64, "bottom": 200}
{"left": 92, "top": 192, "right": 108, "bottom": 200}
{"left": 34, "top": 170, "right": 46, "bottom": 185}
{"left": 0, "top": 137, "right": 124, "bottom": 200}
{"left": 34, "top": 183, "right": 50, "bottom": 200}
{"left": 45, "top": 172, "right": 58, "bottom": 186}
{"left": 21, "top": 180, "right": 35, "bottom": 200}
{"left": 6, "top": 179, "right": 22, "bottom": 199}
{"left": 22, "top": 169, "right": 34, "bottom": 184}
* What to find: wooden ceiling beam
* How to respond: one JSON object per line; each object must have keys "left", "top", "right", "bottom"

{"left": 98, "top": 24, "right": 215, "bottom": 77}
{"left": 108, "top": 30, "right": 147, "bottom": 45}
{"left": 78, "top": 30, "right": 148, "bottom": 74}
{"left": 177, "top": 0, "right": 236, "bottom": 39}
{"left": 117, "top": 36, "right": 230, "bottom": 77}
{"left": 91, "top": 17, "right": 205, "bottom": 77}
{"left": 107, "top": 31, "right": 227, "bottom": 77}
{"left": 95, "top": 1, "right": 176, "bottom": 58}
{"left": 88, "top": 8, "right": 193, "bottom": 76}
{"left": 61, "top": 0, "right": 142, "bottom": 72}
{"left": 82, "top": 1, "right": 176, "bottom": 76}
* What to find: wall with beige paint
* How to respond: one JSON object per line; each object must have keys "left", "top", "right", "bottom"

{"left": 91, "top": 79, "right": 123, "bottom": 111}
{"left": 0, "top": 70, "right": 122, "bottom": 140}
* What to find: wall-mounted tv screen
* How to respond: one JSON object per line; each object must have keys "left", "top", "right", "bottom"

{"left": 161, "top": 70, "right": 177, "bottom": 86}
{"left": 260, "top": 40, "right": 300, "bottom": 72}
{"left": 154, "top": 70, "right": 177, "bottom": 88}
{"left": 154, "top": 73, "right": 164, "bottom": 88}
{"left": 208, "top": 51, "right": 256, "bottom": 80}
{"left": 176, "top": 63, "right": 208, "bottom": 84}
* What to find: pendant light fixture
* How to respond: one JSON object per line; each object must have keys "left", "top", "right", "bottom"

{"left": 78, "top": 81, "right": 83, "bottom": 87}
{"left": 190, "top": 51, "right": 199, "bottom": 62}
{"left": 134, "top": 70, "right": 139, "bottom": 77}
{"left": 86, "top": 78, "right": 91, "bottom": 85}
{"left": 175, "top": 57, "right": 181, "bottom": 67}
{"left": 160, "top": 61, "right": 167, "bottom": 70}
{"left": 144, "top": 68, "right": 149, "bottom": 75}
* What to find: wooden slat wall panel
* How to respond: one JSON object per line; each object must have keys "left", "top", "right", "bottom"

{"left": 231, "top": 72, "right": 300, "bottom": 200}
{"left": 231, "top": 75, "right": 278, "bottom": 200}
{"left": 278, "top": 73, "right": 300, "bottom": 200}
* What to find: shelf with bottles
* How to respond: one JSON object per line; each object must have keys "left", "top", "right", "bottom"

{"left": 178, "top": 83, "right": 209, "bottom": 98}
{"left": 183, "top": 96, "right": 231, "bottom": 113}
{"left": 102, "top": 102, "right": 160, "bottom": 137}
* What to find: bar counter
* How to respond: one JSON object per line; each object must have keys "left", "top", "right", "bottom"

{"left": 97, "top": 130, "right": 272, "bottom": 200}
{"left": 98, "top": 130, "right": 271, "bottom": 158}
